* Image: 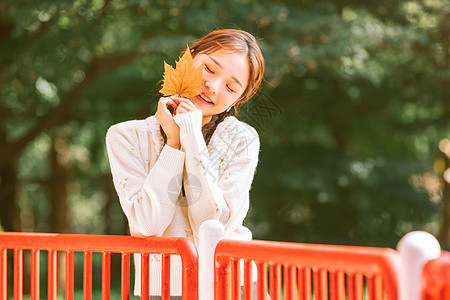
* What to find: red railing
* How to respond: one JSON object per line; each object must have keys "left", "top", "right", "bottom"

{"left": 0, "top": 232, "right": 198, "bottom": 300}
{"left": 2, "top": 230, "right": 445, "bottom": 300}
{"left": 422, "top": 251, "right": 450, "bottom": 300}
{"left": 214, "top": 239, "right": 401, "bottom": 300}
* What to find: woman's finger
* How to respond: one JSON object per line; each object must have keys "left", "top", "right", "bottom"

{"left": 159, "top": 97, "right": 172, "bottom": 109}
{"left": 171, "top": 96, "right": 197, "bottom": 110}
{"left": 159, "top": 97, "right": 178, "bottom": 114}
{"left": 161, "top": 97, "right": 178, "bottom": 109}
{"left": 157, "top": 99, "right": 171, "bottom": 117}
{"left": 175, "top": 102, "right": 197, "bottom": 114}
{"left": 176, "top": 106, "right": 189, "bottom": 115}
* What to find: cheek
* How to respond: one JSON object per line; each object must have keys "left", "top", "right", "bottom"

{"left": 220, "top": 91, "right": 239, "bottom": 107}
{"left": 201, "top": 69, "right": 209, "bottom": 79}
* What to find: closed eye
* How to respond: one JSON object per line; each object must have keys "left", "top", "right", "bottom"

{"left": 204, "top": 64, "right": 214, "bottom": 74}
{"left": 226, "top": 85, "right": 235, "bottom": 93}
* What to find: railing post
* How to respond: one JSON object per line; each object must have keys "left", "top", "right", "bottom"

{"left": 199, "top": 220, "right": 225, "bottom": 300}
{"left": 422, "top": 251, "right": 450, "bottom": 300}
{"left": 397, "top": 231, "right": 441, "bottom": 300}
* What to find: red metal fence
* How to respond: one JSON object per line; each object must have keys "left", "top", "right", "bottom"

{"left": 0, "top": 232, "right": 198, "bottom": 300}
{"left": 0, "top": 231, "right": 445, "bottom": 300}
{"left": 421, "top": 251, "right": 450, "bottom": 300}
{"left": 214, "top": 239, "right": 401, "bottom": 300}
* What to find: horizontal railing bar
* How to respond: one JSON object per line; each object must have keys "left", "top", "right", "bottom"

{"left": 0, "top": 232, "right": 191, "bottom": 254}
{"left": 215, "top": 239, "right": 400, "bottom": 275}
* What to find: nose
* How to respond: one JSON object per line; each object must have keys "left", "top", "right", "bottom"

{"left": 204, "top": 80, "right": 218, "bottom": 95}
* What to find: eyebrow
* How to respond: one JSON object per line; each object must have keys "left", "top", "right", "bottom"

{"left": 209, "top": 56, "right": 244, "bottom": 88}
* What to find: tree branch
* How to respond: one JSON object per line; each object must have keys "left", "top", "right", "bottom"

{"left": 0, "top": 51, "right": 137, "bottom": 165}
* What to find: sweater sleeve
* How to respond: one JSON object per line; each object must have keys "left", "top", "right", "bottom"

{"left": 174, "top": 111, "right": 259, "bottom": 241}
{"left": 106, "top": 122, "right": 185, "bottom": 237}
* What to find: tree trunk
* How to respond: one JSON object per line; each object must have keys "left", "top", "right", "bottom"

{"left": 49, "top": 129, "right": 71, "bottom": 291}
{"left": 49, "top": 130, "right": 70, "bottom": 234}
{"left": 0, "top": 158, "right": 21, "bottom": 232}
{"left": 0, "top": 99, "right": 21, "bottom": 232}
{"left": 102, "top": 174, "right": 129, "bottom": 235}
{"left": 103, "top": 174, "right": 114, "bottom": 235}
{"left": 439, "top": 150, "right": 450, "bottom": 246}
{"left": 0, "top": 51, "right": 137, "bottom": 231}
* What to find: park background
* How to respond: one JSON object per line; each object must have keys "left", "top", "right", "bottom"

{"left": 1, "top": 0, "right": 449, "bottom": 277}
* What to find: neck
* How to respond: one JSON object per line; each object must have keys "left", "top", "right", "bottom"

{"left": 202, "top": 115, "right": 212, "bottom": 127}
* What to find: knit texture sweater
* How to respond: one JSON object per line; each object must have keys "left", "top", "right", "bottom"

{"left": 106, "top": 110, "right": 260, "bottom": 296}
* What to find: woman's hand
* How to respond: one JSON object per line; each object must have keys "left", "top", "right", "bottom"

{"left": 155, "top": 96, "right": 181, "bottom": 149}
{"left": 172, "top": 96, "right": 198, "bottom": 115}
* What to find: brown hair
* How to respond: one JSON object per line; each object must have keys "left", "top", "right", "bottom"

{"left": 161, "top": 29, "right": 265, "bottom": 145}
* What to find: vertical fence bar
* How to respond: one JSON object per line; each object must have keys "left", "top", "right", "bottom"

{"left": 215, "top": 257, "right": 231, "bottom": 300}
{"left": 231, "top": 259, "right": 241, "bottom": 300}
{"left": 65, "top": 251, "right": 74, "bottom": 300}
{"left": 318, "top": 269, "right": 328, "bottom": 300}
{"left": 313, "top": 268, "right": 320, "bottom": 300}
{"left": 243, "top": 260, "right": 253, "bottom": 300}
{"left": 13, "top": 249, "right": 23, "bottom": 300}
{"left": 366, "top": 274, "right": 373, "bottom": 300}
{"left": 102, "top": 252, "right": 111, "bottom": 300}
{"left": 30, "top": 249, "right": 40, "bottom": 300}
{"left": 83, "top": 251, "right": 92, "bottom": 300}
{"left": 0, "top": 249, "right": 6, "bottom": 300}
{"left": 303, "top": 267, "right": 312, "bottom": 300}
{"left": 257, "top": 262, "right": 268, "bottom": 300}
{"left": 329, "top": 270, "right": 336, "bottom": 300}
{"left": 140, "top": 253, "right": 149, "bottom": 300}
{"left": 336, "top": 271, "right": 345, "bottom": 300}
{"left": 285, "top": 265, "right": 296, "bottom": 300}
{"left": 269, "top": 264, "right": 281, "bottom": 300}
{"left": 297, "top": 266, "right": 304, "bottom": 300}
{"left": 347, "top": 273, "right": 355, "bottom": 300}
{"left": 354, "top": 273, "right": 363, "bottom": 300}
{"left": 374, "top": 275, "right": 383, "bottom": 300}
{"left": 121, "top": 253, "right": 130, "bottom": 300}
{"left": 47, "top": 250, "right": 57, "bottom": 300}
{"left": 161, "top": 254, "right": 170, "bottom": 300}
{"left": 367, "top": 274, "right": 383, "bottom": 300}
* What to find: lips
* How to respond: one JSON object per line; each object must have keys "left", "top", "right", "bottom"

{"left": 196, "top": 92, "right": 214, "bottom": 105}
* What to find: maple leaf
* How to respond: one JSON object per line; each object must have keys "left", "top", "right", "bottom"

{"left": 159, "top": 46, "right": 203, "bottom": 99}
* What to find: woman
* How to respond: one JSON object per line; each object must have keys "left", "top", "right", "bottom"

{"left": 106, "top": 28, "right": 265, "bottom": 299}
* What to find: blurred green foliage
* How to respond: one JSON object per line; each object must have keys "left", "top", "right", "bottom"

{"left": 0, "top": 0, "right": 449, "bottom": 250}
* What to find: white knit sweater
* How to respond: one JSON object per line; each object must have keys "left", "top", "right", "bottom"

{"left": 106, "top": 110, "right": 260, "bottom": 296}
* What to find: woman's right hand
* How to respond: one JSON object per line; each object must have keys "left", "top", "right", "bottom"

{"left": 155, "top": 96, "right": 181, "bottom": 149}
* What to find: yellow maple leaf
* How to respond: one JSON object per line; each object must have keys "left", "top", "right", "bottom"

{"left": 159, "top": 46, "right": 203, "bottom": 99}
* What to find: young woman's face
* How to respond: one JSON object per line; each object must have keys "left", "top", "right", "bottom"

{"left": 191, "top": 49, "right": 250, "bottom": 124}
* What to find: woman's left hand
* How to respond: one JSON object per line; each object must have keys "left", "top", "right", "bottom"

{"left": 172, "top": 96, "right": 198, "bottom": 115}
